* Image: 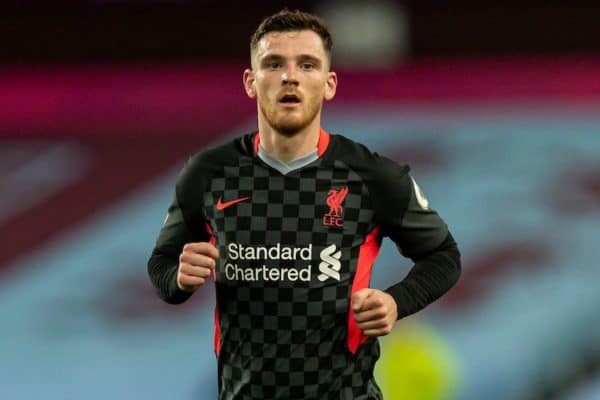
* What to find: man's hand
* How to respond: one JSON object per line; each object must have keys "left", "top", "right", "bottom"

{"left": 177, "top": 242, "right": 219, "bottom": 292}
{"left": 351, "top": 288, "right": 398, "bottom": 337}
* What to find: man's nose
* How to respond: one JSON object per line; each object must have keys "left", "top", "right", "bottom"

{"left": 281, "top": 65, "right": 299, "bottom": 84}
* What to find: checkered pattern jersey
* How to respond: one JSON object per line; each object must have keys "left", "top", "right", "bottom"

{"left": 149, "top": 130, "right": 449, "bottom": 399}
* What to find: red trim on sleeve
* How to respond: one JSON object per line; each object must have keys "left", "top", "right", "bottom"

{"left": 205, "top": 222, "right": 221, "bottom": 357}
{"left": 347, "top": 227, "right": 382, "bottom": 354}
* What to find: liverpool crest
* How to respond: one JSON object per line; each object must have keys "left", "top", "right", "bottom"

{"left": 323, "top": 186, "right": 348, "bottom": 228}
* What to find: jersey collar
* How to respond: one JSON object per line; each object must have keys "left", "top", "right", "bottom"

{"left": 253, "top": 128, "right": 331, "bottom": 158}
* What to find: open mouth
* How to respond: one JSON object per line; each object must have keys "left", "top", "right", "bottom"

{"left": 279, "top": 94, "right": 301, "bottom": 104}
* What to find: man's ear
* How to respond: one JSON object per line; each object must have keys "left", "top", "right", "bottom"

{"left": 324, "top": 71, "right": 337, "bottom": 101}
{"left": 243, "top": 69, "right": 256, "bottom": 98}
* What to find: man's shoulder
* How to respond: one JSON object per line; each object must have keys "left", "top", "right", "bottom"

{"left": 329, "top": 133, "right": 410, "bottom": 176}
{"left": 328, "top": 133, "right": 416, "bottom": 219}
{"left": 175, "top": 132, "right": 254, "bottom": 189}
{"left": 186, "top": 132, "right": 254, "bottom": 169}
{"left": 329, "top": 133, "right": 375, "bottom": 161}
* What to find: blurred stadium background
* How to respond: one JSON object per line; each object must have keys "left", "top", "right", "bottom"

{"left": 1, "top": 1, "right": 599, "bottom": 399}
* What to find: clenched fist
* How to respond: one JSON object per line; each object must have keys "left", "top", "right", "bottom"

{"left": 177, "top": 242, "right": 219, "bottom": 292}
{"left": 352, "top": 288, "right": 398, "bottom": 337}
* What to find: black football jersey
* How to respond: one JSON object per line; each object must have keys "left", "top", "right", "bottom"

{"left": 149, "top": 129, "right": 451, "bottom": 399}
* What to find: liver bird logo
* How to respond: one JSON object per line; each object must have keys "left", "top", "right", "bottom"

{"left": 323, "top": 186, "right": 348, "bottom": 228}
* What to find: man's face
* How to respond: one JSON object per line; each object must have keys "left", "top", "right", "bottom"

{"left": 244, "top": 30, "right": 337, "bottom": 136}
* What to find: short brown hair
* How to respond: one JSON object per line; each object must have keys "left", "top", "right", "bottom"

{"left": 250, "top": 9, "right": 333, "bottom": 57}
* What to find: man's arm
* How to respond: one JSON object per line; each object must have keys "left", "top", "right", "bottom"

{"left": 352, "top": 156, "right": 460, "bottom": 334}
{"left": 147, "top": 192, "right": 201, "bottom": 304}
{"left": 377, "top": 165, "right": 461, "bottom": 318}
{"left": 147, "top": 156, "right": 214, "bottom": 304}
{"left": 385, "top": 231, "right": 460, "bottom": 319}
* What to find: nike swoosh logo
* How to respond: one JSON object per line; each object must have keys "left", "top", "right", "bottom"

{"left": 216, "top": 196, "right": 250, "bottom": 211}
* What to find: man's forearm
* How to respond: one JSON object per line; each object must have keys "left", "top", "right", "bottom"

{"left": 148, "top": 252, "right": 194, "bottom": 304}
{"left": 385, "top": 233, "right": 461, "bottom": 319}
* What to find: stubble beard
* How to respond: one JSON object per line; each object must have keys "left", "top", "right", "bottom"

{"left": 260, "top": 97, "right": 322, "bottom": 137}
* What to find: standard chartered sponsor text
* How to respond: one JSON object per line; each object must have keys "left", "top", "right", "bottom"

{"left": 226, "top": 243, "right": 313, "bottom": 282}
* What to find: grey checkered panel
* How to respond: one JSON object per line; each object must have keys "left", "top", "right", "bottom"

{"left": 204, "top": 156, "right": 382, "bottom": 399}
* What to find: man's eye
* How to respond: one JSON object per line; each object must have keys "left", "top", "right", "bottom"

{"left": 301, "top": 63, "right": 315, "bottom": 70}
{"left": 269, "top": 62, "right": 282, "bottom": 69}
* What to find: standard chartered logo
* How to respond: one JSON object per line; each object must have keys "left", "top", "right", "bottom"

{"left": 225, "top": 243, "right": 312, "bottom": 282}
{"left": 223, "top": 242, "right": 343, "bottom": 282}
{"left": 318, "top": 244, "right": 342, "bottom": 282}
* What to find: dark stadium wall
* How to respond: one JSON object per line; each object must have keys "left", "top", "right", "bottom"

{"left": 0, "top": 2, "right": 599, "bottom": 65}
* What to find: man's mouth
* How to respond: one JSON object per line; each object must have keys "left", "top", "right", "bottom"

{"left": 279, "top": 94, "right": 302, "bottom": 104}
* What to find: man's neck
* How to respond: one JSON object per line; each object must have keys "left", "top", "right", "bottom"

{"left": 258, "top": 120, "right": 321, "bottom": 163}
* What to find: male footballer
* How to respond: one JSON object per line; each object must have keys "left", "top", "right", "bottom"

{"left": 148, "top": 9, "right": 461, "bottom": 399}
